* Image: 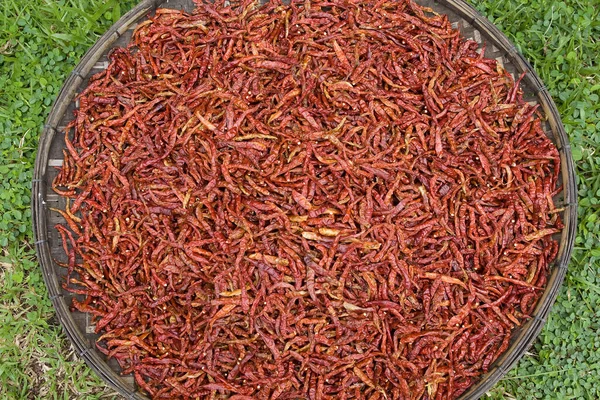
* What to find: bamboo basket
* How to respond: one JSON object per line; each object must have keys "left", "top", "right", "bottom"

{"left": 32, "top": 0, "right": 577, "bottom": 398}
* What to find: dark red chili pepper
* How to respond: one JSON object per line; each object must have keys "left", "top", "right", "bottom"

{"left": 51, "top": 0, "right": 562, "bottom": 398}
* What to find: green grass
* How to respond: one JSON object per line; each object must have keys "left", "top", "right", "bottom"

{"left": 0, "top": 0, "right": 598, "bottom": 398}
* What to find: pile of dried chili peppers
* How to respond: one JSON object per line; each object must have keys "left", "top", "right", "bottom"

{"left": 52, "top": 0, "right": 563, "bottom": 398}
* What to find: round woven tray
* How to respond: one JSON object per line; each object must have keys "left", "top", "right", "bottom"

{"left": 32, "top": 0, "right": 577, "bottom": 398}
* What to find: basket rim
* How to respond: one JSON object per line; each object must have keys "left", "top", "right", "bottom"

{"left": 32, "top": 2, "right": 162, "bottom": 398}
{"left": 31, "top": 0, "right": 578, "bottom": 399}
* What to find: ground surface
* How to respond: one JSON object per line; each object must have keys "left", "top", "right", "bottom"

{"left": 0, "top": 0, "right": 598, "bottom": 399}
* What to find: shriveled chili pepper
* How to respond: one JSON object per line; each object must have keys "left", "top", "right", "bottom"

{"left": 52, "top": 0, "right": 562, "bottom": 399}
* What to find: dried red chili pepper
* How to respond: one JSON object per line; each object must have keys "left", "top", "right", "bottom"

{"left": 52, "top": 0, "right": 562, "bottom": 398}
